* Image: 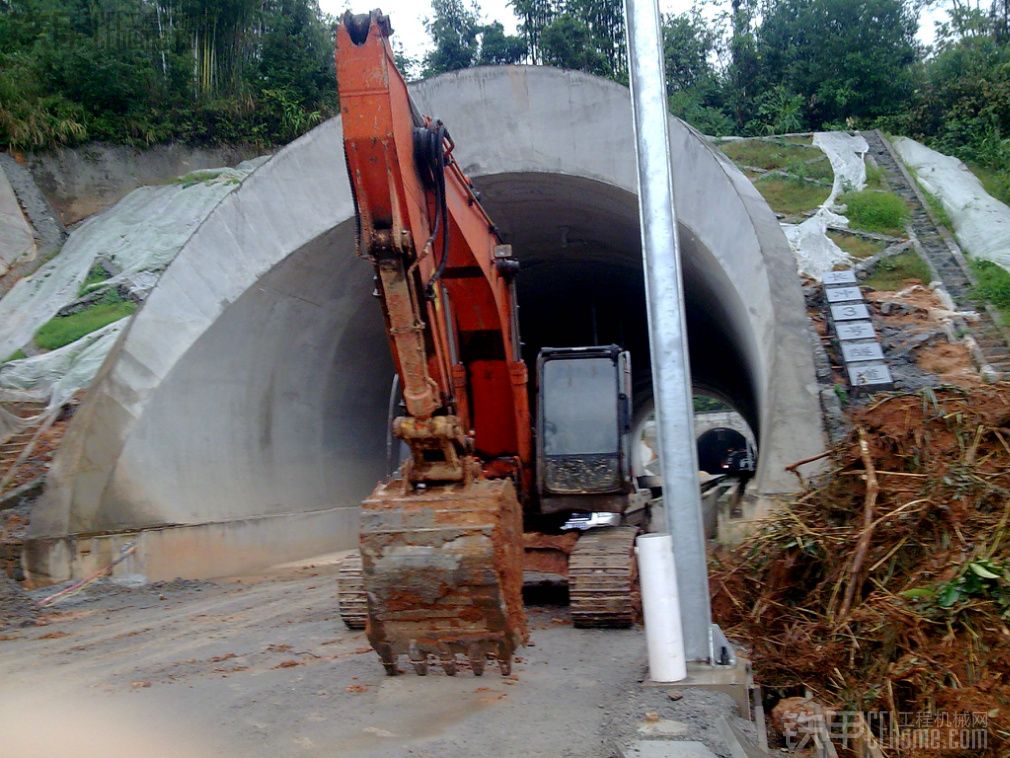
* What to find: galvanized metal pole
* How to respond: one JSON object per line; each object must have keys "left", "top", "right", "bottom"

{"left": 623, "top": 0, "right": 713, "bottom": 662}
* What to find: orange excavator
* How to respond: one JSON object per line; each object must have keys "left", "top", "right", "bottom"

{"left": 335, "top": 10, "right": 651, "bottom": 676}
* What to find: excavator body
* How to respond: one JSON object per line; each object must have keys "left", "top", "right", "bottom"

{"left": 335, "top": 10, "right": 650, "bottom": 676}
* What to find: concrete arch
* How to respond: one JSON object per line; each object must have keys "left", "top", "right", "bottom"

{"left": 25, "top": 66, "right": 824, "bottom": 583}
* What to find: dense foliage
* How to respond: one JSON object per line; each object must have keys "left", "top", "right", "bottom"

{"left": 2, "top": 0, "right": 1010, "bottom": 198}
{"left": 0, "top": 0, "right": 336, "bottom": 149}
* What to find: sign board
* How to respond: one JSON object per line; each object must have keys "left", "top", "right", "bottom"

{"left": 841, "top": 341, "right": 885, "bottom": 362}
{"left": 847, "top": 362, "right": 893, "bottom": 387}
{"left": 835, "top": 321, "right": 876, "bottom": 341}
{"left": 831, "top": 303, "right": 871, "bottom": 321}
{"left": 825, "top": 286, "right": 864, "bottom": 304}
{"left": 821, "top": 270, "right": 858, "bottom": 286}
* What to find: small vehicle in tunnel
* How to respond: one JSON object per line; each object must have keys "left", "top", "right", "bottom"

{"left": 334, "top": 10, "right": 654, "bottom": 676}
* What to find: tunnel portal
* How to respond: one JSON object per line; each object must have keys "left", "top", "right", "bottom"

{"left": 25, "top": 66, "right": 825, "bottom": 583}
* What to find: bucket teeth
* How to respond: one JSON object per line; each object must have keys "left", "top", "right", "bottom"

{"left": 467, "top": 645, "right": 486, "bottom": 676}
{"left": 358, "top": 477, "right": 528, "bottom": 677}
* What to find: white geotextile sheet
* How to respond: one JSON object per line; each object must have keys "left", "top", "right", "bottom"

{"left": 814, "top": 132, "right": 868, "bottom": 206}
{"left": 892, "top": 137, "right": 1010, "bottom": 272}
{"left": 781, "top": 132, "right": 869, "bottom": 279}
{"left": 0, "top": 156, "right": 267, "bottom": 443}
{"left": 0, "top": 319, "right": 127, "bottom": 441}
{"left": 0, "top": 319, "right": 125, "bottom": 404}
{"left": 0, "top": 160, "right": 263, "bottom": 362}
{"left": 783, "top": 208, "right": 852, "bottom": 279}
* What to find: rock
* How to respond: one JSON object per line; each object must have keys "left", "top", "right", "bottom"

{"left": 770, "top": 696, "right": 830, "bottom": 739}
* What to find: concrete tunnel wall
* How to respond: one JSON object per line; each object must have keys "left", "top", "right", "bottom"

{"left": 24, "top": 66, "right": 825, "bottom": 583}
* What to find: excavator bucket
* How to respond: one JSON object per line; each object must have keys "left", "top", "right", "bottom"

{"left": 359, "top": 477, "right": 528, "bottom": 676}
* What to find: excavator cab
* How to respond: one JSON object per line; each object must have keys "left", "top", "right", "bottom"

{"left": 536, "top": 346, "right": 634, "bottom": 513}
{"left": 529, "top": 347, "right": 645, "bottom": 628}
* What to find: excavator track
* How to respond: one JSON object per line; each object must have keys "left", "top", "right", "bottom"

{"left": 569, "top": 526, "right": 640, "bottom": 628}
{"left": 338, "top": 551, "right": 368, "bottom": 630}
{"left": 360, "top": 477, "right": 527, "bottom": 676}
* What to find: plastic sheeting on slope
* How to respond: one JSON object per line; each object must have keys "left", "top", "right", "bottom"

{"left": 0, "top": 319, "right": 125, "bottom": 406}
{"left": 814, "top": 132, "right": 868, "bottom": 206}
{"left": 0, "top": 319, "right": 126, "bottom": 443}
{"left": 0, "top": 157, "right": 268, "bottom": 445}
{"left": 893, "top": 137, "right": 1010, "bottom": 273}
{"left": 782, "top": 132, "right": 869, "bottom": 279}
{"left": 0, "top": 159, "right": 265, "bottom": 362}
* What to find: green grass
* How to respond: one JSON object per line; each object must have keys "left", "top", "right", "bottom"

{"left": 916, "top": 182, "right": 954, "bottom": 232}
{"left": 2, "top": 349, "right": 27, "bottom": 363}
{"left": 34, "top": 301, "right": 136, "bottom": 350}
{"left": 863, "top": 251, "right": 932, "bottom": 290}
{"left": 970, "top": 259, "right": 1010, "bottom": 324}
{"left": 967, "top": 163, "right": 1010, "bottom": 207}
{"left": 786, "top": 156, "right": 834, "bottom": 183}
{"left": 840, "top": 190, "right": 910, "bottom": 236}
{"left": 864, "top": 159, "right": 885, "bottom": 190}
{"left": 827, "top": 230, "right": 888, "bottom": 259}
{"left": 753, "top": 175, "right": 831, "bottom": 215}
{"left": 174, "top": 169, "right": 232, "bottom": 188}
{"left": 719, "top": 139, "right": 823, "bottom": 172}
{"left": 77, "top": 264, "right": 111, "bottom": 296}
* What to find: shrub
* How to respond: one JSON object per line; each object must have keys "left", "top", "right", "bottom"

{"left": 840, "top": 190, "right": 910, "bottom": 235}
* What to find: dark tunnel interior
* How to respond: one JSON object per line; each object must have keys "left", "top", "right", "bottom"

{"left": 478, "top": 172, "right": 761, "bottom": 445}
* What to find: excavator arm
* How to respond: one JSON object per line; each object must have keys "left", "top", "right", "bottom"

{"left": 335, "top": 10, "right": 528, "bottom": 676}
{"left": 336, "top": 11, "right": 530, "bottom": 486}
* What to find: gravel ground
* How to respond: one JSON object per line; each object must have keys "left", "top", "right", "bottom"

{"left": 605, "top": 685, "right": 759, "bottom": 757}
{"left": 0, "top": 575, "right": 38, "bottom": 629}
{"left": 0, "top": 559, "right": 753, "bottom": 757}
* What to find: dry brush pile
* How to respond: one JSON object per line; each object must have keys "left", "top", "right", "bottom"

{"left": 712, "top": 384, "right": 1010, "bottom": 756}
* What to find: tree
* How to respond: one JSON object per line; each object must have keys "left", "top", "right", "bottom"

{"left": 539, "top": 14, "right": 609, "bottom": 75}
{"left": 509, "top": 0, "right": 554, "bottom": 62}
{"left": 477, "top": 21, "right": 526, "bottom": 65}
{"left": 662, "top": 11, "right": 719, "bottom": 93}
{"left": 0, "top": 0, "right": 338, "bottom": 148}
{"left": 423, "top": 0, "right": 480, "bottom": 76}
{"left": 724, "top": 0, "right": 761, "bottom": 129}
{"left": 662, "top": 11, "right": 734, "bottom": 136}
{"left": 753, "top": 0, "right": 920, "bottom": 128}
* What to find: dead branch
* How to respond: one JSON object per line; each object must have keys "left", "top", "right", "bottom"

{"left": 838, "top": 427, "right": 879, "bottom": 621}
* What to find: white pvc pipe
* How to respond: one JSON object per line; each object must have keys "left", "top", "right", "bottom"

{"left": 637, "top": 533, "right": 687, "bottom": 682}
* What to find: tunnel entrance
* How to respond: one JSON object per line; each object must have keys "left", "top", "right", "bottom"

{"left": 697, "top": 428, "right": 754, "bottom": 475}
{"left": 478, "top": 172, "right": 760, "bottom": 444}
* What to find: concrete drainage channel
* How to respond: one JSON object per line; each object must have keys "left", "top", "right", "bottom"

{"left": 863, "top": 130, "right": 1010, "bottom": 377}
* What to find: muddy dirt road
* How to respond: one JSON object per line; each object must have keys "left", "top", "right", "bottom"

{"left": 0, "top": 556, "right": 651, "bottom": 757}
